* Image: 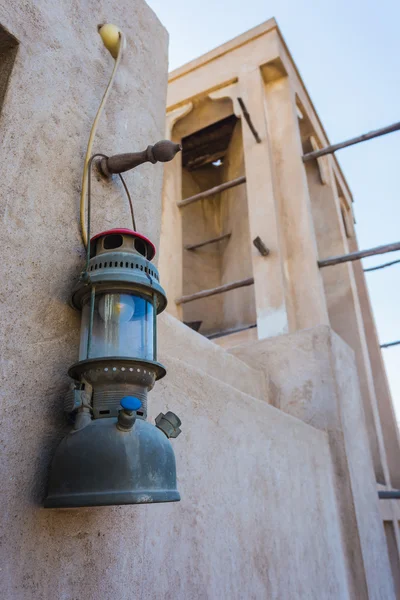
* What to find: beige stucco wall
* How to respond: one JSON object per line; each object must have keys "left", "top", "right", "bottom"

{"left": 304, "top": 155, "right": 387, "bottom": 485}
{"left": 230, "top": 326, "right": 395, "bottom": 599}
{"left": 0, "top": 5, "right": 396, "bottom": 599}
{"left": 3, "top": 328, "right": 356, "bottom": 599}
{"left": 220, "top": 120, "right": 256, "bottom": 330}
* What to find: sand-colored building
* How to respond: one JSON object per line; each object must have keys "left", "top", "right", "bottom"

{"left": 160, "top": 18, "right": 400, "bottom": 596}
{"left": 0, "top": 2, "right": 399, "bottom": 598}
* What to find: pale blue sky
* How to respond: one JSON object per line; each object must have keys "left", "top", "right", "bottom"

{"left": 147, "top": 0, "right": 400, "bottom": 419}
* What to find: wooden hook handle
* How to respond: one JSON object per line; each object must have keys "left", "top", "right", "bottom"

{"left": 100, "top": 140, "right": 181, "bottom": 175}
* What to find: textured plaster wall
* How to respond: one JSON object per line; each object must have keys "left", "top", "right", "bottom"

{"left": 231, "top": 326, "right": 396, "bottom": 599}
{"left": 2, "top": 332, "right": 355, "bottom": 599}
{"left": 305, "top": 156, "right": 386, "bottom": 485}
{"left": 220, "top": 120, "right": 256, "bottom": 330}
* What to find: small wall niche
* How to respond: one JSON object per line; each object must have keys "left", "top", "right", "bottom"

{"left": 181, "top": 114, "right": 238, "bottom": 171}
{"left": 0, "top": 24, "right": 18, "bottom": 116}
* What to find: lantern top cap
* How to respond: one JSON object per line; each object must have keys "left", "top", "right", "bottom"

{"left": 90, "top": 228, "right": 156, "bottom": 260}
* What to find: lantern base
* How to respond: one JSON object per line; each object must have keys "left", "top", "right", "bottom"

{"left": 44, "top": 489, "right": 180, "bottom": 508}
{"left": 44, "top": 418, "right": 180, "bottom": 508}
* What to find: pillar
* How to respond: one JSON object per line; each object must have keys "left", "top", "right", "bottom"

{"left": 158, "top": 103, "right": 192, "bottom": 320}
{"left": 305, "top": 153, "right": 390, "bottom": 485}
{"left": 236, "top": 68, "right": 290, "bottom": 338}
{"left": 349, "top": 235, "right": 400, "bottom": 488}
{"left": 263, "top": 74, "right": 329, "bottom": 332}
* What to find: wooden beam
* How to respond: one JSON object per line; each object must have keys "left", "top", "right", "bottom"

{"left": 207, "top": 323, "right": 257, "bottom": 340}
{"left": 185, "top": 233, "right": 231, "bottom": 251}
{"left": 237, "top": 97, "right": 261, "bottom": 143}
{"left": 176, "top": 277, "right": 254, "bottom": 305}
{"left": 364, "top": 258, "right": 400, "bottom": 273}
{"left": 252, "top": 236, "right": 270, "bottom": 256}
{"left": 303, "top": 121, "right": 400, "bottom": 162}
{"left": 318, "top": 241, "right": 400, "bottom": 268}
{"left": 177, "top": 176, "right": 246, "bottom": 208}
{"left": 380, "top": 341, "right": 400, "bottom": 349}
{"left": 378, "top": 490, "right": 400, "bottom": 499}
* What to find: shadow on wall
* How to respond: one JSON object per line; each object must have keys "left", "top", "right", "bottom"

{"left": 0, "top": 24, "right": 18, "bottom": 116}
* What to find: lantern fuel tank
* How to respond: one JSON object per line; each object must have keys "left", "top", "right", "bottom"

{"left": 44, "top": 229, "right": 181, "bottom": 508}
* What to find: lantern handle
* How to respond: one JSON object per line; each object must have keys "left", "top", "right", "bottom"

{"left": 80, "top": 28, "right": 126, "bottom": 249}
{"left": 84, "top": 153, "right": 136, "bottom": 276}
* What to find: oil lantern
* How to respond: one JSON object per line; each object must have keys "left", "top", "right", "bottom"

{"left": 45, "top": 140, "right": 182, "bottom": 508}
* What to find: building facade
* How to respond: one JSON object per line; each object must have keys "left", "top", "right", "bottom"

{"left": 0, "top": 3, "right": 399, "bottom": 598}
{"left": 160, "top": 19, "right": 400, "bottom": 598}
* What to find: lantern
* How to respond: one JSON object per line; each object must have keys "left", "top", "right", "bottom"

{"left": 45, "top": 141, "right": 182, "bottom": 508}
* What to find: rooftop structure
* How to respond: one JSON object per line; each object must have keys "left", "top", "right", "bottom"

{"left": 160, "top": 19, "right": 400, "bottom": 594}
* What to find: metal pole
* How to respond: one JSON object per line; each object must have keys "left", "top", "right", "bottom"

{"left": 378, "top": 490, "right": 400, "bottom": 499}
{"left": 176, "top": 277, "right": 254, "bottom": 305}
{"left": 177, "top": 176, "right": 246, "bottom": 208}
{"left": 303, "top": 121, "right": 400, "bottom": 162}
{"left": 237, "top": 97, "right": 261, "bottom": 143}
{"left": 207, "top": 323, "right": 257, "bottom": 340}
{"left": 153, "top": 293, "right": 157, "bottom": 362}
{"left": 185, "top": 233, "right": 231, "bottom": 251}
{"left": 364, "top": 258, "right": 400, "bottom": 273}
{"left": 86, "top": 285, "right": 96, "bottom": 359}
{"left": 318, "top": 240, "right": 400, "bottom": 268}
{"left": 380, "top": 341, "right": 400, "bottom": 349}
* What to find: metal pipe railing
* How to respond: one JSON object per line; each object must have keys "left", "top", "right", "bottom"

{"left": 176, "top": 277, "right": 254, "bottom": 305}
{"left": 177, "top": 176, "right": 246, "bottom": 208}
{"left": 318, "top": 241, "right": 400, "bottom": 268}
{"left": 303, "top": 121, "right": 400, "bottom": 162}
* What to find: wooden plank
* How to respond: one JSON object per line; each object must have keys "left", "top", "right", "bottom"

{"left": 318, "top": 241, "right": 400, "bottom": 268}
{"left": 177, "top": 176, "right": 246, "bottom": 208}
{"left": 303, "top": 121, "right": 400, "bottom": 162}
{"left": 185, "top": 233, "right": 231, "bottom": 251}
{"left": 176, "top": 277, "right": 254, "bottom": 305}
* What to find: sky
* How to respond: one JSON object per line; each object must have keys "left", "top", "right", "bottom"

{"left": 146, "top": 0, "right": 400, "bottom": 420}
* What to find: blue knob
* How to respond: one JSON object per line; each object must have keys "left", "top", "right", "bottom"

{"left": 120, "top": 396, "right": 142, "bottom": 411}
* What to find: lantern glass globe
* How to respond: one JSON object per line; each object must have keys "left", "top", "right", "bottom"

{"left": 79, "top": 293, "right": 154, "bottom": 361}
{"left": 98, "top": 294, "right": 135, "bottom": 323}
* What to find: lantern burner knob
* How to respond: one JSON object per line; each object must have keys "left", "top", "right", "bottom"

{"left": 121, "top": 396, "right": 142, "bottom": 411}
{"left": 117, "top": 396, "right": 142, "bottom": 432}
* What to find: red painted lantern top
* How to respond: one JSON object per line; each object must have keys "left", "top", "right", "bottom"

{"left": 90, "top": 228, "right": 156, "bottom": 261}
